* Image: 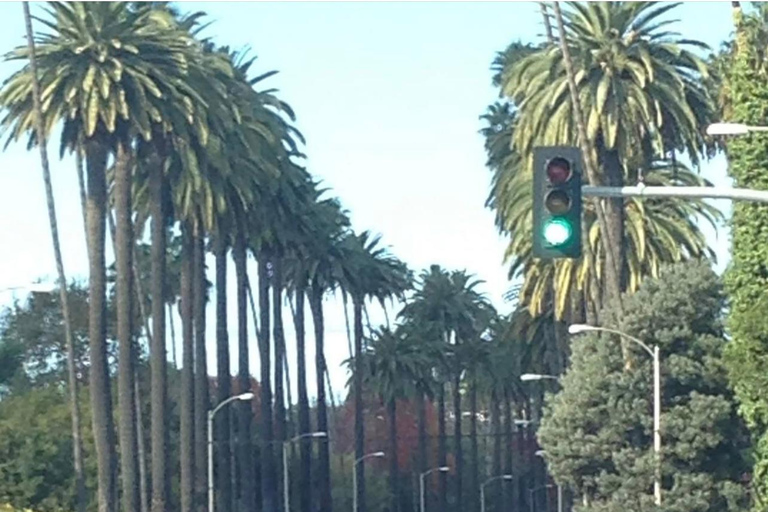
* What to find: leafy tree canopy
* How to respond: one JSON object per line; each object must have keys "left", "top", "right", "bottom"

{"left": 538, "top": 261, "right": 751, "bottom": 512}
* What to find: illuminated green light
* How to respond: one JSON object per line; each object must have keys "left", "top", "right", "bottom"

{"left": 543, "top": 218, "right": 573, "bottom": 246}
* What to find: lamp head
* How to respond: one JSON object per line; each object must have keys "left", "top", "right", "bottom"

{"left": 520, "top": 374, "right": 542, "bottom": 382}
{"left": 438, "top": 466, "right": 450, "bottom": 472}
{"left": 373, "top": 451, "right": 385, "bottom": 458}
{"left": 312, "top": 432, "right": 328, "bottom": 438}
{"left": 568, "top": 324, "right": 595, "bottom": 335}
{"left": 503, "top": 474, "right": 513, "bottom": 480}
{"left": 706, "top": 122, "right": 750, "bottom": 135}
{"left": 237, "top": 392, "right": 255, "bottom": 401}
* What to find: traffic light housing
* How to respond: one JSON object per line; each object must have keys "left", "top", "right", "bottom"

{"left": 532, "top": 146, "right": 583, "bottom": 259}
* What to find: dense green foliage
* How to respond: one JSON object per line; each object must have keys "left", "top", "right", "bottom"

{"left": 539, "top": 261, "right": 750, "bottom": 512}
{"left": 719, "top": 5, "right": 768, "bottom": 508}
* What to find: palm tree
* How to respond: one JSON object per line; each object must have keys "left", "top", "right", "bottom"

{"left": 337, "top": 231, "right": 411, "bottom": 512}
{"left": 354, "top": 326, "right": 431, "bottom": 512}
{"left": 1, "top": 4, "right": 210, "bottom": 510}
{"left": 19, "top": 5, "right": 86, "bottom": 512}
{"left": 496, "top": 1, "right": 716, "bottom": 311}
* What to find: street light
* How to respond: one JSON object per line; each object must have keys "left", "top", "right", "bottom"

{"left": 706, "top": 122, "right": 768, "bottom": 136}
{"left": 480, "top": 474, "right": 512, "bottom": 512}
{"left": 353, "top": 451, "right": 385, "bottom": 512}
{"left": 535, "top": 451, "right": 563, "bottom": 512}
{"left": 419, "top": 466, "right": 449, "bottom": 512}
{"left": 208, "top": 392, "right": 254, "bottom": 512}
{"left": 520, "top": 373, "right": 559, "bottom": 382}
{"left": 568, "top": 323, "right": 662, "bottom": 506}
{"left": 528, "top": 484, "right": 554, "bottom": 512}
{"left": 283, "top": 431, "right": 327, "bottom": 512}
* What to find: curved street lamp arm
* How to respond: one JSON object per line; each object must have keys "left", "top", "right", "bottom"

{"left": 585, "top": 326, "right": 654, "bottom": 357}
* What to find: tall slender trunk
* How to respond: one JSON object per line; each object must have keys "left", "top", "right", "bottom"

{"left": 539, "top": 2, "right": 554, "bottom": 44}
{"left": 246, "top": 276, "right": 264, "bottom": 509}
{"left": 180, "top": 223, "right": 196, "bottom": 512}
{"left": 309, "top": 283, "right": 332, "bottom": 512}
{"left": 76, "top": 145, "right": 88, "bottom": 239}
{"left": 417, "top": 390, "right": 427, "bottom": 477}
{"left": 551, "top": 1, "right": 623, "bottom": 310}
{"left": 214, "top": 234, "right": 233, "bottom": 512}
{"left": 491, "top": 388, "right": 502, "bottom": 512}
{"left": 85, "top": 139, "right": 117, "bottom": 512}
{"left": 388, "top": 398, "right": 399, "bottom": 512}
{"left": 135, "top": 369, "right": 149, "bottom": 512}
{"left": 114, "top": 140, "right": 139, "bottom": 512}
{"left": 294, "top": 276, "right": 312, "bottom": 512}
{"left": 234, "top": 231, "right": 255, "bottom": 512}
{"left": 21, "top": 6, "right": 86, "bottom": 511}
{"left": 258, "top": 256, "right": 276, "bottom": 512}
{"left": 148, "top": 155, "right": 169, "bottom": 512}
{"left": 453, "top": 374, "right": 463, "bottom": 512}
{"left": 437, "top": 381, "right": 447, "bottom": 512}
{"left": 469, "top": 374, "right": 479, "bottom": 512}
{"left": 353, "top": 297, "right": 366, "bottom": 512}
{"left": 502, "top": 389, "right": 522, "bottom": 510}
{"left": 194, "top": 218, "right": 210, "bottom": 512}
{"left": 273, "top": 256, "right": 287, "bottom": 511}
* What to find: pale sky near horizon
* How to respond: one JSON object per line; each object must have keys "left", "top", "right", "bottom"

{"left": 0, "top": 1, "right": 737, "bottom": 401}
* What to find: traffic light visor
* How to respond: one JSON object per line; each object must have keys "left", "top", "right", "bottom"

{"left": 543, "top": 218, "right": 573, "bottom": 247}
{"left": 546, "top": 157, "right": 572, "bottom": 184}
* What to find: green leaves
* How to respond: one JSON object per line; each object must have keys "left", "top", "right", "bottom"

{"left": 538, "top": 262, "right": 750, "bottom": 511}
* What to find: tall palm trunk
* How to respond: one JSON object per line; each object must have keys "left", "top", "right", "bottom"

{"left": 294, "top": 274, "right": 312, "bottom": 512}
{"left": 21, "top": 6, "right": 86, "bottom": 512}
{"left": 353, "top": 297, "right": 366, "bottom": 512}
{"left": 491, "top": 388, "right": 502, "bottom": 512}
{"left": 388, "top": 398, "right": 399, "bottom": 512}
{"left": 417, "top": 390, "right": 427, "bottom": 477}
{"left": 214, "top": 234, "right": 233, "bottom": 512}
{"left": 258, "top": 255, "right": 276, "bottom": 512}
{"left": 85, "top": 139, "right": 117, "bottom": 512}
{"left": 469, "top": 375, "right": 479, "bottom": 512}
{"left": 453, "top": 374, "right": 463, "bottom": 512}
{"left": 114, "top": 139, "right": 140, "bottom": 512}
{"left": 180, "top": 224, "right": 196, "bottom": 512}
{"left": 272, "top": 255, "right": 287, "bottom": 511}
{"left": 551, "top": 1, "right": 623, "bottom": 310}
{"left": 135, "top": 374, "right": 149, "bottom": 512}
{"left": 194, "top": 218, "right": 210, "bottom": 512}
{"left": 437, "top": 381, "right": 447, "bottom": 512}
{"left": 148, "top": 155, "right": 169, "bottom": 512}
{"left": 234, "top": 230, "right": 255, "bottom": 512}
{"left": 503, "top": 392, "right": 514, "bottom": 512}
{"left": 309, "top": 283, "right": 332, "bottom": 512}
{"left": 539, "top": 2, "right": 554, "bottom": 44}
{"left": 246, "top": 277, "right": 263, "bottom": 508}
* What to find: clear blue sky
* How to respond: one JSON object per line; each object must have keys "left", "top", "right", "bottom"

{"left": 0, "top": 1, "right": 737, "bottom": 400}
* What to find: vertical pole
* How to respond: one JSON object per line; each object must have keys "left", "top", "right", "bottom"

{"left": 419, "top": 473, "right": 425, "bottom": 512}
{"left": 557, "top": 485, "right": 563, "bottom": 512}
{"left": 653, "top": 345, "right": 662, "bottom": 506}
{"left": 208, "top": 414, "right": 214, "bottom": 512}
{"left": 284, "top": 442, "right": 290, "bottom": 512}
{"left": 480, "top": 485, "right": 485, "bottom": 512}
{"left": 353, "top": 462, "right": 358, "bottom": 512}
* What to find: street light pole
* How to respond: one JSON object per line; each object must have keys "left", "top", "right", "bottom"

{"left": 419, "top": 466, "right": 449, "bottom": 512}
{"left": 569, "top": 324, "right": 662, "bottom": 506}
{"left": 534, "top": 451, "right": 563, "bottom": 512}
{"left": 208, "top": 392, "right": 254, "bottom": 512}
{"left": 480, "top": 475, "right": 512, "bottom": 512}
{"left": 283, "top": 432, "right": 327, "bottom": 512}
{"left": 352, "top": 451, "right": 385, "bottom": 512}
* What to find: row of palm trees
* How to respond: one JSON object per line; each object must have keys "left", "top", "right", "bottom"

{"left": 0, "top": 3, "right": 426, "bottom": 512}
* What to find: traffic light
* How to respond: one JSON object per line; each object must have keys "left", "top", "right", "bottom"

{"left": 532, "top": 146, "right": 582, "bottom": 259}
